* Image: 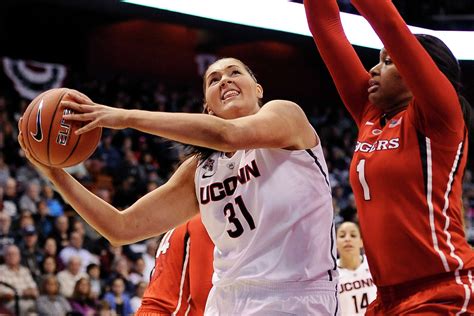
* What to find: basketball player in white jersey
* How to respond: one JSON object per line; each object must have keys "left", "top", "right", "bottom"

{"left": 336, "top": 222, "right": 376, "bottom": 315}
{"left": 18, "top": 57, "right": 338, "bottom": 315}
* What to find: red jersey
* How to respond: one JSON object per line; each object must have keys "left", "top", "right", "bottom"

{"left": 305, "top": 0, "right": 472, "bottom": 287}
{"left": 137, "top": 215, "right": 214, "bottom": 315}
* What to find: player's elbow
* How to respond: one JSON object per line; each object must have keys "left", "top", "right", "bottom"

{"left": 106, "top": 232, "right": 135, "bottom": 247}
{"left": 103, "top": 231, "right": 130, "bottom": 247}
{"left": 102, "top": 215, "right": 135, "bottom": 246}
{"left": 107, "top": 238, "right": 126, "bottom": 248}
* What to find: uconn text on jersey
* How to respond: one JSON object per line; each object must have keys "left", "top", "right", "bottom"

{"left": 200, "top": 160, "right": 261, "bottom": 204}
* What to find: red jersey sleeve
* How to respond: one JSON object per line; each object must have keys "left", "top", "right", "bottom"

{"left": 137, "top": 215, "right": 213, "bottom": 316}
{"left": 188, "top": 215, "right": 214, "bottom": 315}
{"left": 304, "top": 0, "right": 372, "bottom": 126}
{"left": 138, "top": 225, "right": 191, "bottom": 315}
{"left": 351, "top": 0, "right": 465, "bottom": 144}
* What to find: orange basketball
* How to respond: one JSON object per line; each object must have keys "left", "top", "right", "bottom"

{"left": 20, "top": 88, "right": 102, "bottom": 168}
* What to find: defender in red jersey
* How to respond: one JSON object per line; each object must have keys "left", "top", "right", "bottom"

{"left": 304, "top": 0, "right": 473, "bottom": 314}
{"left": 137, "top": 215, "right": 213, "bottom": 316}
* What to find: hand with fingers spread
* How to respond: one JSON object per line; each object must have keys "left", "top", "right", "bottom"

{"left": 61, "top": 90, "right": 129, "bottom": 135}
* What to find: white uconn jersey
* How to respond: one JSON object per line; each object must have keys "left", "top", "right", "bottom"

{"left": 195, "top": 144, "right": 337, "bottom": 287}
{"left": 337, "top": 255, "right": 376, "bottom": 315}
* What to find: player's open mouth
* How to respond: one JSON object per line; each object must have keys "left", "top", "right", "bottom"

{"left": 222, "top": 90, "right": 240, "bottom": 100}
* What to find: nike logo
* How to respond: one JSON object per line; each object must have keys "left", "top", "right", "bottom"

{"left": 202, "top": 173, "right": 214, "bottom": 179}
{"left": 31, "top": 99, "right": 44, "bottom": 142}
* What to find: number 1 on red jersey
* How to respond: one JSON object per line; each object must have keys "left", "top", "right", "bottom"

{"left": 356, "top": 159, "right": 371, "bottom": 201}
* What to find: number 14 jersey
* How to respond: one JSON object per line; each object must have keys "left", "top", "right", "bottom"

{"left": 195, "top": 146, "right": 337, "bottom": 287}
{"left": 337, "top": 255, "right": 377, "bottom": 315}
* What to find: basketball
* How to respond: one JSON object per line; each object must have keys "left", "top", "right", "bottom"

{"left": 20, "top": 88, "right": 102, "bottom": 168}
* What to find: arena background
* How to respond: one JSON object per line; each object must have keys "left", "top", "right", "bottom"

{"left": 0, "top": 0, "right": 472, "bottom": 314}
{"left": 1, "top": 0, "right": 473, "bottom": 104}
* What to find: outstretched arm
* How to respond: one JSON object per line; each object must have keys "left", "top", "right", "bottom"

{"left": 19, "top": 128, "right": 199, "bottom": 246}
{"left": 62, "top": 96, "right": 317, "bottom": 151}
{"left": 304, "top": 0, "right": 371, "bottom": 125}
{"left": 351, "top": 0, "right": 464, "bottom": 141}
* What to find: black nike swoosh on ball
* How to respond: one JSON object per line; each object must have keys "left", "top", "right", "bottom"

{"left": 31, "top": 99, "right": 44, "bottom": 142}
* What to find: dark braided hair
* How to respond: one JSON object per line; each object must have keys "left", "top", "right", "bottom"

{"left": 415, "top": 34, "right": 473, "bottom": 167}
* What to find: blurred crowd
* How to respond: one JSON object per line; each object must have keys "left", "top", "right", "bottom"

{"left": 0, "top": 74, "right": 472, "bottom": 315}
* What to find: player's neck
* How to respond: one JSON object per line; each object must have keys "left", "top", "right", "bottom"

{"left": 340, "top": 254, "right": 362, "bottom": 271}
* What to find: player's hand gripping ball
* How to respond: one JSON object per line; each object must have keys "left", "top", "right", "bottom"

{"left": 19, "top": 88, "right": 102, "bottom": 168}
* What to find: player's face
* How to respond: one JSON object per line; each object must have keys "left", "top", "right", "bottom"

{"left": 336, "top": 222, "right": 363, "bottom": 257}
{"left": 204, "top": 58, "right": 263, "bottom": 119}
{"left": 368, "top": 49, "right": 413, "bottom": 111}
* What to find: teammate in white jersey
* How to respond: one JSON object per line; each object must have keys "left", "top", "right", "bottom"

{"left": 18, "top": 57, "right": 338, "bottom": 315}
{"left": 336, "top": 222, "right": 376, "bottom": 315}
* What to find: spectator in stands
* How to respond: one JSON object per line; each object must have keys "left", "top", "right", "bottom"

{"left": 42, "top": 185, "right": 64, "bottom": 217}
{"left": 141, "top": 152, "right": 160, "bottom": 178}
{"left": 36, "top": 274, "right": 71, "bottom": 316}
{"left": 86, "top": 263, "right": 104, "bottom": 300}
{"left": 96, "top": 299, "right": 114, "bottom": 316}
{"left": 59, "top": 231, "right": 99, "bottom": 272}
{"left": 142, "top": 238, "right": 157, "bottom": 280}
{"left": 71, "top": 218, "right": 96, "bottom": 251}
{"left": 33, "top": 199, "right": 54, "bottom": 242}
{"left": 99, "top": 243, "right": 126, "bottom": 276}
{"left": 38, "top": 255, "right": 58, "bottom": 287}
{"left": 42, "top": 237, "right": 64, "bottom": 271}
{"left": 129, "top": 257, "right": 148, "bottom": 285}
{"left": 15, "top": 164, "right": 41, "bottom": 191}
{"left": 68, "top": 277, "right": 97, "bottom": 316}
{"left": 18, "top": 180, "right": 41, "bottom": 214}
{"left": 19, "top": 224, "right": 43, "bottom": 283}
{"left": 95, "top": 132, "right": 122, "bottom": 175}
{"left": 0, "top": 212, "right": 14, "bottom": 262}
{"left": 103, "top": 277, "right": 133, "bottom": 316}
{"left": 106, "top": 257, "right": 134, "bottom": 295}
{"left": 0, "top": 244, "right": 38, "bottom": 315}
{"left": 14, "top": 211, "right": 35, "bottom": 236}
{"left": 3, "top": 178, "right": 19, "bottom": 212}
{"left": 50, "top": 215, "right": 70, "bottom": 251}
{"left": 57, "top": 256, "right": 88, "bottom": 298}
{"left": 0, "top": 153, "right": 10, "bottom": 187}
{"left": 130, "top": 281, "right": 147, "bottom": 313}
{"left": 0, "top": 186, "right": 16, "bottom": 218}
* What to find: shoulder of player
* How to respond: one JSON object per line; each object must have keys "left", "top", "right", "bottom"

{"left": 260, "top": 100, "right": 305, "bottom": 118}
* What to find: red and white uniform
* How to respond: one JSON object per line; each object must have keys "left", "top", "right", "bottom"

{"left": 137, "top": 215, "right": 213, "bottom": 316}
{"left": 305, "top": 0, "right": 473, "bottom": 313}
